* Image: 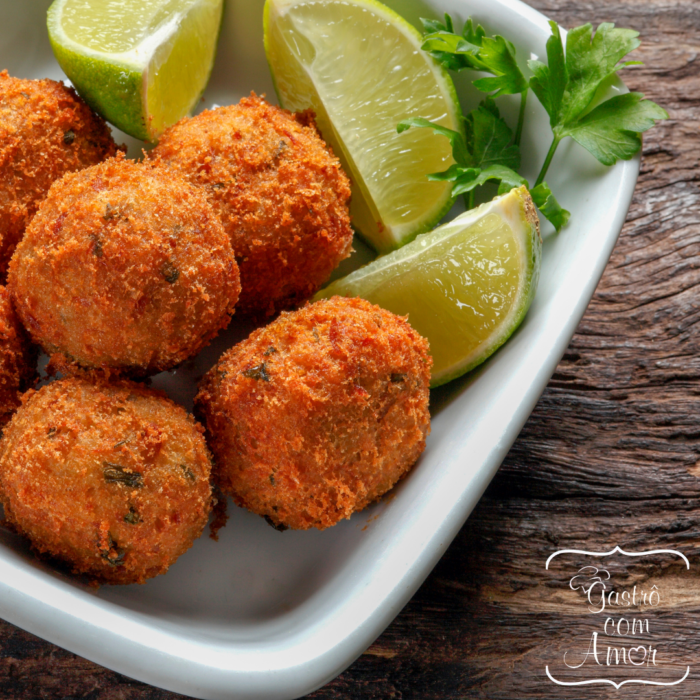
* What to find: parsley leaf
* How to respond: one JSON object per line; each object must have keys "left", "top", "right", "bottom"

{"left": 561, "top": 22, "right": 641, "bottom": 124}
{"left": 461, "top": 17, "right": 487, "bottom": 46}
{"left": 397, "top": 118, "right": 469, "bottom": 164}
{"left": 531, "top": 183, "right": 570, "bottom": 232}
{"left": 420, "top": 16, "right": 482, "bottom": 72}
{"left": 472, "top": 36, "right": 528, "bottom": 96}
{"left": 465, "top": 99, "right": 521, "bottom": 170}
{"left": 528, "top": 22, "right": 567, "bottom": 129}
{"left": 562, "top": 92, "right": 669, "bottom": 166}
{"left": 450, "top": 165, "right": 527, "bottom": 197}
{"left": 420, "top": 14, "right": 453, "bottom": 35}
{"left": 420, "top": 16, "right": 485, "bottom": 73}
{"left": 529, "top": 21, "right": 668, "bottom": 183}
{"left": 421, "top": 16, "right": 527, "bottom": 97}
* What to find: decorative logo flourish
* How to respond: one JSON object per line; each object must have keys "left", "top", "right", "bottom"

{"left": 546, "top": 546, "right": 690, "bottom": 570}
{"left": 546, "top": 665, "right": 690, "bottom": 689}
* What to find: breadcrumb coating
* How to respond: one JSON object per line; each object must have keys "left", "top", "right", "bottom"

{"left": 8, "top": 155, "right": 240, "bottom": 375}
{"left": 0, "top": 71, "right": 120, "bottom": 279}
{"left": 0, "top": 378, "right": 212, "bottom": 584}
{"left": 196, "top": 296, "right": 432, "bottom": 530}
{"left": 0, "top": 286, "right": 36, "bottom": 427}
{"left": 151, "top": 95, "right": 353, "bottom": 317}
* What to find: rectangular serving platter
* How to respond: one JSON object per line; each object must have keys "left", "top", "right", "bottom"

{"left": 0, "top": 0, "right": 639, "bottom": 698}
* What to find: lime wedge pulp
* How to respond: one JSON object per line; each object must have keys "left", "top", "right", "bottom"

{"left": 47, "top": 0, "right": 224, "bottom": 142}
{"left": 315, "top": 187, "right": 542, "bottom": 387}
{"left": 264, "top": 0, "right": 463, "bottom": 253}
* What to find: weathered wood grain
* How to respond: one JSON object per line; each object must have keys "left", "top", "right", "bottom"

{"left": 0, "top": 0, "right": 697, "bottom": 698}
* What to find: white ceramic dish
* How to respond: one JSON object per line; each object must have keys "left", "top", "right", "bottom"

{"left": 0, "top": 1, "right": 638, "bottom": 698}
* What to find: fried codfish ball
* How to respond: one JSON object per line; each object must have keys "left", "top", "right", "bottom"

{"left": 0, "top": 378, "right": 212, "bottom": 584}
{"left": 150, "top": 95, "right": 353, "bottom": 318}
{"left": 0, "top": 71, "right": 120, "bottom": 279}
{"left": 8, "top": 155, "right": 241, "bottom": 375}
{"left": 195, "top": 296, "right": 432, "bottom": 531}
{"left": 0, "top": 287, "right": 36, "bottom": 427}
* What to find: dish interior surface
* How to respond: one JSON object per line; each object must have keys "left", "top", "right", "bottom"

{"left": 0, "top": 1, "right": 639, "bottom": 699}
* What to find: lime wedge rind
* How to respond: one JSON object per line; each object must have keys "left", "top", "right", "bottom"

{"left": 264, "top": 0, "right": 464, "bottom": 253}
{"left": 47, "top": 0, "right": 223, "bottom": 142}
{"left": 47, "top": 33, "right": 146, "bottom": 139}
{"left": 315, "top": 187, "right": 542, "bottom": 387}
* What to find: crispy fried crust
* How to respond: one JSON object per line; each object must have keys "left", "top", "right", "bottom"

{"left": 0, "top": 286, "right": 36, "bottom": 426}
{"left": 151, "top": 94, "right": 353, "bottom": 318}
{"left": 0, "top": 71, "right": 120, "bottom": 279}
{"left": 196, "top": 296, "right": 432, "bottom": 530}
{"left": 0, "top": 378, "right": 212, "bottom": 584}
{"left": 8, "top": 155, "right": 241, "bottom": 375}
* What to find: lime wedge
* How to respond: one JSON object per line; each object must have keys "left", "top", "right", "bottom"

{"left": 47, "top": 0, "right": 223, "bottom": 141}
{"left": 315, "top": 187, "right": 542, "bottom": 387}
{"left": 264, "top": 0, "right": 463, "bottom": 253}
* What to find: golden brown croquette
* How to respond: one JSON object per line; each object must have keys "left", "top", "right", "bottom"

{"left": 8, "top": 155, "right": 241, "bottom": 375}
{"left": 0, "top": 378, "right": 212, "bottom": 584}
{"left": 0, "top": 71, "right": 120, "bottom": 279}
{"left": 195, "top": 296, "right": 432, "bottom": 531}
{"left": 0, "top": 286, "right": 35, "bottom": 427}
{"left": 150, "top": 95, "right": 353, "bottom": 318}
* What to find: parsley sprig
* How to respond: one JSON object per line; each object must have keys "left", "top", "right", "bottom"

{"left": 398, "top": 99, "right": 525, "bottom": 209}
{"left": 529, "top": 21, "right": 668, "bottom": 184}
{"left": 399, "top": 15, "right": 668, "bottom": 232}
{"left": 421, "top": 15, "right": 529, "bottom": 145}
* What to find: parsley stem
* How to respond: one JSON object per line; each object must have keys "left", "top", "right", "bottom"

{"left": 464, "top": 190, "right": 475, "bottom": 210}
{"left": 514, "top": 89, "right": 528, "bottom": 147}
{"left": 535, "top": 134, "right": 561, "bottom": 187}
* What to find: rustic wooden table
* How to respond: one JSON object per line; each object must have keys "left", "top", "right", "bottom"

{"left": 1, "top": 0, "right": 697, "bottom": 697}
